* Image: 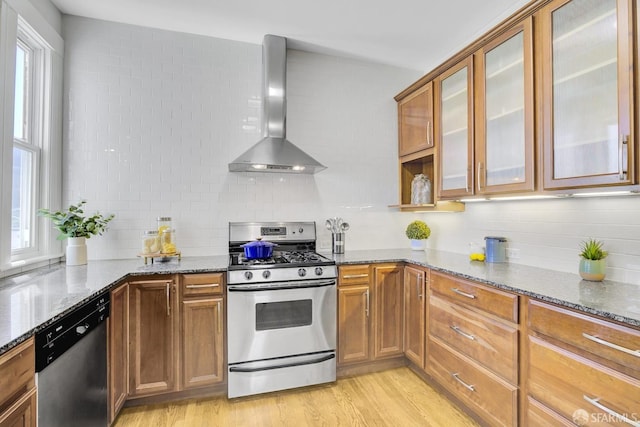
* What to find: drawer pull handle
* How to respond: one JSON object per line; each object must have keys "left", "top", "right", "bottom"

{"left": 582, "top": 333, "right": 640, "bottom": 358}
{"left": 343, "top": 274, "right": 368, "bottom": 279}
{"left": 451, "top": 288, "right": 476, "bottom": 299}
{"left": 451, "top": 325, "right": 476, "bottom": 341}
{"left": 451, "top": 373, "right": 475, "bottom": 392}
{"left": 584, "top": 395, "right": 639, "bottom": 426}
{"left": 186, "top": 283, "right": 220, "bottom": 289}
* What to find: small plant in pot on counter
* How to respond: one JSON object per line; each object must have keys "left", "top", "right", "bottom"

{"left": 578, "top": 238, "right": 607, "bottom": 281}
{"left": 39, "top": 200, "right": 115, "bottom": 265}
{"left": 406, "top": 220, "right": 431, "bottom": 251}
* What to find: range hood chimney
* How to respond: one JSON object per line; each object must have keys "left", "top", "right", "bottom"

{"left": 228, "top": 35, "right": 327, "bottom": 174}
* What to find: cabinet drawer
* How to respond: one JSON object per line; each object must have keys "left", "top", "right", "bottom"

{"left": 528, "top": 299, "right": 640, "bottom": 377}
{"left": 339, "top": 265, "right": 370, "bottom": 286}
{"left": 0, "top": 338, "right": 35, "bottom": 412}
{"left": 182, "top": 273, "right": 224, "bottom": 297}
{"left": 528, "top": 335, "right": 640, "bottom": 425}
{"left": 526, "top": 397, "right": 574, "bottom": 427}
{"left": 430, "top": 272, "right": 518, "bottom": 322}
{"left": 428, "top": 338, "right": 518, "bottom": 426}
{"left": 429, "top": 294, "right": 518, "bottom": 384}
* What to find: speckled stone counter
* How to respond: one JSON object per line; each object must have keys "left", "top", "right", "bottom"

{"left": 0, "top": 256, "right": 228, "bottom": 356}
{"left": 326, "top": 248, "right": 640, "bottom": 328}
{"left": 2, "top": 249, "right": 639, "bottom": 356}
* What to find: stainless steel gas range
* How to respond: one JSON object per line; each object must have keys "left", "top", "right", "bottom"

{"left": 226, "top": 221, "right": 337, "bottom": 398}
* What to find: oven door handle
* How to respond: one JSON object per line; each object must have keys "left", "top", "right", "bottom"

{"left": 229, "top": 353, "right": 335, "bottom": 373}
{"left": 227, "top": 280, "right": 336, "bottom": 292}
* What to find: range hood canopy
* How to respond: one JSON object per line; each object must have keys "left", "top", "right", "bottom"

{"left": 229, "top": 35, "right": 327, "bottom": 174}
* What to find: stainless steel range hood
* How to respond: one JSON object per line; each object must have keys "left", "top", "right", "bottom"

{"left": 229, "top": 35, "right": 327, "bottom": 174}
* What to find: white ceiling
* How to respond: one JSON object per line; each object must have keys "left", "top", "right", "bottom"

{"left": 51, "top": 0, "right": 531, "bottom": 72}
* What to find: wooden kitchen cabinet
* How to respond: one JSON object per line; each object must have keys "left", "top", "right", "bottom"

{"left": 109, "top": 282, "right": 129, "bottom": 423}
{"left": 0, "top": 338, "right": 36, "bottom": 427}
{"left": 128, "top": 277, "right": 178, "bottom": 397}
{"left": 437, "top": 56, "right": 475, "bottom": 199}
{"left": 180, "top": 273, "right": 225, "bottom": 390}
{"left": 398, "top": 82, "right": 434, "bottom": 156}
{"left": 538, "top": 0, "right": 635, "bottom": 190}
{"left": 525, "top": 298, "right": 640, "bottom": 425}
{"left": 372, "top": 264, "right": 404, "bottom": 359}
{"left": 427, "top": 271, "right": 519, "bottom": 426}
{"left": 474, "top": 17, "right": 534, "bottom": 195}
{"left": 338, "top": 265, "right": 371, "bottom": 365}
{"left": 403, "top": 265, "right": 427, "bottom": 368}
{"left": 338, "top": 264, "right": 404, "bottom": 368}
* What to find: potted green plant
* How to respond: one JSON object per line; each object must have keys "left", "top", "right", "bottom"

{"left": 406, "top": 220, "right": 431, "bottom": 251}
{"left": 578, "top": 238, "right": 607, "bottom": 281}
{"left": 39, "top": 200, "right": 115, "bottom": 266}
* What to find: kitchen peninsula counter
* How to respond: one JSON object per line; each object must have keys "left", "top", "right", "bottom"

{"left": 1, "top": 249, "right": 639, "bottom": 356}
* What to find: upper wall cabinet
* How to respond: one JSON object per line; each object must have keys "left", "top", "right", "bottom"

{"left": 398, "top": 82, "right": 434, "bottom": 156}
{"left": 475, "top": 18, "right": 535, "bottom": 194}
{"left": 437, "top": 57, "right": 474, "bottom": 199}
{"left": 539, "top": 0, "right": 634, "bottom": 190}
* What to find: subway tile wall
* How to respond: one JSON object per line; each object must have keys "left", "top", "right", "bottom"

{"left": 61, "top": 15, "right": 421, "bottom": 259}
{"left": 62, "top": 16, "right": 640, "bottom": 286}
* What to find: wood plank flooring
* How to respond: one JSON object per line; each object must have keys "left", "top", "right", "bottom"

{"left": 113, "top": 367, "right": 478, "bottom": 427}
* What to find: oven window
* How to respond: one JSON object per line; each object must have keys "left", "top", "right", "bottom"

{"left": 255, "top": 299, "right": 312, "bottom": 330}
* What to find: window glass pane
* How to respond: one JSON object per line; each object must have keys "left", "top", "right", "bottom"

{"left": 11, "top": 147, "right": 33, "bottom": 250}
{"left": 14, "top": 45, "right": 28, "bottom": 140}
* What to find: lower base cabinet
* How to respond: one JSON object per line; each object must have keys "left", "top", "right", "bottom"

{"left": 0, "top": 338, "right": 36, "bottom": 427}
{"left": 109, "top": 273, "right": 225, "bottom": 423}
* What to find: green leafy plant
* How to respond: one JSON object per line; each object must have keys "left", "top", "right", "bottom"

{"left": 579, "top": 238, "right": 608, "bottom": 260}
{"left": 38, "top": 200, "right": 115, "bottom": 240}
{"left": 405, "top": 220, "right": 431, "bottom": 240}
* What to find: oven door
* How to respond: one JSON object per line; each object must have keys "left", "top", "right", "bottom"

{"left": 227, "top": 279, "right": 336, "bottom": 364}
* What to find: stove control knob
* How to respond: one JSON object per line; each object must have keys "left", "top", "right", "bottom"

{"left": 298, "top": 268, "right": 307, "bottom": 277}
{"left": 315, "top": 267, "right": 323, "bottom": 276}
{"left": 244, "top": 271, "right": 253, "bottom": 280}
{"left": 262, "top": 270, "right": 271, "bottom": 279}
{"left": 298, "top": 227, "right": 304, "bottom": 234}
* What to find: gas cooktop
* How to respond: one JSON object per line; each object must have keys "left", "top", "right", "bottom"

{"left": 228, "top": 250, "right": 334, "bottom": 270}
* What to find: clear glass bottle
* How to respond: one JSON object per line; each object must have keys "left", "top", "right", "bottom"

{"left": 141, "top": 230, "right": 160, "bottom": 254}
{"left": 157, "top": 217, "right": 172, "bottom": 234}
{"left": 160, "top": 228, "right": 177, "bottom": 254}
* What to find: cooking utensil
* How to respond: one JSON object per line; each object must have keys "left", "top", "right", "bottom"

{"left": 340, "top": 222, "right": 350, "bottom": 232}
{"left": 241, "top": 238, "right": 277, "bottom": 259}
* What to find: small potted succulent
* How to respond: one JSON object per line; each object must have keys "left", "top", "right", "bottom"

{"left": 406, "top": 220, "right": 431, "bottom": 251}
{"left": 578, "top": 238, "right": 607, "bottom": 281}
{"left": 39, "top": 200, "right": 115, "bottom": 266}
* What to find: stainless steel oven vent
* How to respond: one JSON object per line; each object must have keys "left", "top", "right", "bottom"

{"left": 228, "top": 35, "right": 327, "bottom": 174}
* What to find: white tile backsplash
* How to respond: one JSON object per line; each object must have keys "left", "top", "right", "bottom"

{"left": 62, "top": 15, "right": 640, "bottom": 286}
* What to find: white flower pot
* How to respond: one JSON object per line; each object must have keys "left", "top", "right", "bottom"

{"left": 410, "top": 239, "right": 427, "bottom": 251}
{"left": 66, "top": 237, "right": 88, "bottom": 266}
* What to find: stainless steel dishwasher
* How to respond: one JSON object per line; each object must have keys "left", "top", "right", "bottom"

{"left": 35, "top": 291, "right": 110, "bottom": 427}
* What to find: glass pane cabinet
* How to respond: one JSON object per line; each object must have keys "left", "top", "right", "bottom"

{"left": 438, "top": 57, "right": 473, "bottom": 198}
{"left": 540, "top": 0, "right": 633, "bottom": 189}
{"left": 475, "top": 18, "right": 534, "bottom": 194}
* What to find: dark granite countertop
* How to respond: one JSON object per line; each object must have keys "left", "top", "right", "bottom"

{"left": 1, "top": 249, "right": 638, "bottom": 356}
{"left": 0, "top": 256, "right": 228, "bottom": 356}
{"left": 326, "top": 249, "right": 640, "bottom": 328}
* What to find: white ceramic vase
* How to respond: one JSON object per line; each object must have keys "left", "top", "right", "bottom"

{"left": 410, "top": 239, "right": 427, "bottom": 251}
{"left": 66, "top": 237, "right": 88, "bottom": 266}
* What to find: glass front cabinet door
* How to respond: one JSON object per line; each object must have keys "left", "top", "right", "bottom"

{"left": 475, "top": 18, "right": 535, "bottom": 195}
{"left": 437, "top": 57, "right": 474, "bottom": 199}
{"left": 539, "top": 0, "right": 634, "bottom": 190}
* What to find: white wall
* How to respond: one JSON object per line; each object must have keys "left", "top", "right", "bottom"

{"left": 62, "top": 15, "right": 640, "bottom": 286}
{"left": 61, "top": 15, "right": 421, "bottom": 259}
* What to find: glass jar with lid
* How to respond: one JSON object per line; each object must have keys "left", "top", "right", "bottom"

{"left": 141, "top": 230, "right": 160, "bottom": 255}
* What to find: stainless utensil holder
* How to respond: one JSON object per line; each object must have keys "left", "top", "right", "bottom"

{"left": 332, "top": 233, "right": 345, "bottom": 254}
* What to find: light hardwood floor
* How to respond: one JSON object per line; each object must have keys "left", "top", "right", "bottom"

{"left": 113, "top": 367, "right": 478, "bottom": 426}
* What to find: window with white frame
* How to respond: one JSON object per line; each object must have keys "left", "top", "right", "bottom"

{"left": 0, "top": 7, "right": 63, "bottom": 270}
{"left": 11, "top": 35, "right": 40, "bottom": 254}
